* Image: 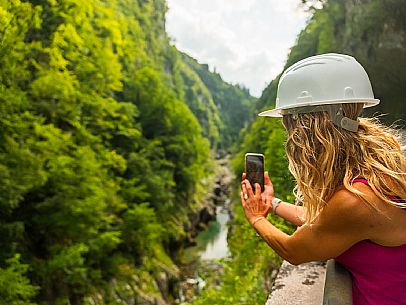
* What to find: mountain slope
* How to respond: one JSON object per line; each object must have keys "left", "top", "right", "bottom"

{"left": 0, "top": 0, "right": 256, "bottom": 304}
{"left": 179, "top": 52, "right": 256, "bottom": 151}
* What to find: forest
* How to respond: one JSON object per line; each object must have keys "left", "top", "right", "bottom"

{"left": 0, "top": 0, "right": 253, "bottom": 304}
{"left": 0, "top": 0, "right": 405, "bottom": 305}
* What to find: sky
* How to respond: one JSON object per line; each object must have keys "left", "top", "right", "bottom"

{"left": 166, "top": 0, "right": 310, "bottom": 97}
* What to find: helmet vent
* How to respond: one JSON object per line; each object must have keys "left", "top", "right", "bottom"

{"left": 344, "top": 87, "right": 355, "bottom": 98}
{"left": 292, "top": 62, "right": 325, "bottom": 72}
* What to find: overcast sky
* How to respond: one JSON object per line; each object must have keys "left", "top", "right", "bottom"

{"left": 166, "top": 0, "right": 310, "bottom": 97}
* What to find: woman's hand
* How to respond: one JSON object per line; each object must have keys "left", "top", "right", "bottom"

{"left": 241, "top": 171, "right": 274, "bottom": 225}
{"left": 262, "top": 171, "right": 276, "bottom": 207}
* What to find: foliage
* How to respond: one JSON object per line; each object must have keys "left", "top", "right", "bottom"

{"left": 179, "top": 52, "right": 256, "bottom": 152}
{"left": 0, "top": 0, "right": 254, "bottom": 304}
{"left": 0, "top": 254, "right": 39, "bottom": 305}
{"left": 165, "top": 49, "right": 222, "bottom": 148}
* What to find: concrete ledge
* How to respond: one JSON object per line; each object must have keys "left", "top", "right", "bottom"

{"left": 266, "top": 261, "right": 326, "bottom": 305}
{"left": 322, "top": 260, "right": 352, "bottom": 305}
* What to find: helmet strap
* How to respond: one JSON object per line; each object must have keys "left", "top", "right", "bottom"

{"left": 281, "top": 104, "right": 359, "bottom": 132}
{"left": 326, "top": 105, "right": 359, "bottom": 132}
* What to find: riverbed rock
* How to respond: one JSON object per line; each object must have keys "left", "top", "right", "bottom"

{"left": 214, "top": 183, "right": 222, "bottom": 196}
{"left": 156, "top": 272, "right": 169, "bottom": 300}
{"left": 185, "top": 278, "right": 199, "bottom": 285}
{"left": 199, "top": 204, "right": 216, "bottom": 224}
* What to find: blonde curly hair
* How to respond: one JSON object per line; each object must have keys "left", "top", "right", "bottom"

{"left": 282, "top": 103, "right": 406, "bottom": 224}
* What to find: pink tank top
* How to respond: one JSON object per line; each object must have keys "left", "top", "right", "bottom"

{"left": 335, "top": 178, "right": 406, "bottom": 305}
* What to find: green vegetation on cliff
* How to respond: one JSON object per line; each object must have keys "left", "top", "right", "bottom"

{"left": 179, "top": 52, "right": 255, "bottom": 151}
{"left": 0, "top": 0, "right": 254, "bottom": 304}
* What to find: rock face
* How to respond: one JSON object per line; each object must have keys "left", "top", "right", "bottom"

{"left": 266, "top": 261, "right": 326, "bottom": 305}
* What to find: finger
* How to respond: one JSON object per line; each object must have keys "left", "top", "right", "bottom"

{"left": 241, "top": 182, "right": 248, "bottom": 197}
{"left": 244, "top": 179, "right": 255, "bottom": 197}
{"left": 255, "top": 183, "right": 261, "bottom": 195}
{"left": 261, "top": 191, "right": 266, "bottom": 202}
{"left": 241, "top": 177, "right": 246, "bottom": 191}
{"left": 264, "top": 171, "right": 271, "bottom": 185}
{"left": 240, "top": 191, "right": 246, "bottom": 207}
{"left": 242, "top": 172, "right": 246, "bottom": 181}
{"left": 264, "top": 171, "right": 275, "bottom": 193}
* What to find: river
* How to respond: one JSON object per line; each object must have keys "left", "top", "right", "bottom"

{"left": 197, "top": 202, "right": 230, "bottom": 260}
{"left": 176, "top": 160, "right": 232, "bottom": 304}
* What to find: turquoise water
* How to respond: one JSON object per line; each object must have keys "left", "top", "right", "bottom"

{"left": 197, "top": 203, "right": 230, "bottom": 260}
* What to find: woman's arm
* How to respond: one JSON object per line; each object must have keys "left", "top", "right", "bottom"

{"left": 274, "top": 201, "right": 305, "bottom": 226}
{"left": 250, "top": 171, "right": 305, "bottom": 226}
{"left": 241, "top": 180, "right": 376, "bottom": 265}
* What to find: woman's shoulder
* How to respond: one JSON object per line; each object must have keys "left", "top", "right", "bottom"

{"left": 315, "top": 184, "right": 384, "bottom": 234}
{"left": 314, "top": 186, "right": 375, "bottom": 234}
{"left": 326, "top": 182, "right": 406, "bottom": 246}
{"left": 325, "top": 184, "right": 376, "bottom": 218}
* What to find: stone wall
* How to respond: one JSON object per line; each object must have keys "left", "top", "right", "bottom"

{"left": 266, "top": 260, "right": 353, "bottom": 305}
{"left": 265, "top": 261, "right": 326, "bottom": 305}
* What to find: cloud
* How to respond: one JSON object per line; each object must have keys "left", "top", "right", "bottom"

{"left": 166, "top": 0, "right": 310, "bottom": 97}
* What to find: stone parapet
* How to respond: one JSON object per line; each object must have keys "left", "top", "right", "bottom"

{"left": 322, "top": 260, "right": 352, "bottom": 305}
{"left": 266, "top": 259, "right": 353, "bottom": 305}
{"left": 265, "top": 261, "right": 326, "bottom": 305}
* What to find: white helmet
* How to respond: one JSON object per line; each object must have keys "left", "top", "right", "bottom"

{"left": 259, "top": 53, "right": 380, "bottom": 131}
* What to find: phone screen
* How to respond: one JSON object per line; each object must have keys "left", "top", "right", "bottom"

{"left": 245, "top": 153, "right": 264, "bottom": 193}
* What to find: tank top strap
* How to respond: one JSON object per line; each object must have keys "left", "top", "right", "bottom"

{"left": 351, "top": 177, "right": 404, "bottom": 203}
{"left": 351, "top": 177, "right": 369, "bottom": 185}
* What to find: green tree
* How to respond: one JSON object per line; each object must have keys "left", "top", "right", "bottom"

{"left": 0, "top": 255, "right": 38, "bottom": 305}
{"left": 0, "top": 0, "right": 254, "bottom": 303}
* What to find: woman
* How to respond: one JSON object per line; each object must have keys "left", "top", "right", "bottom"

{"left": 241, "top": 53, "right": 406, "bottom": 305}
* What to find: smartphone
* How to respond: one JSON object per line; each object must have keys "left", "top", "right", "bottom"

{"left": 245, "top": 153, "right": 265, "bottom": 193}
